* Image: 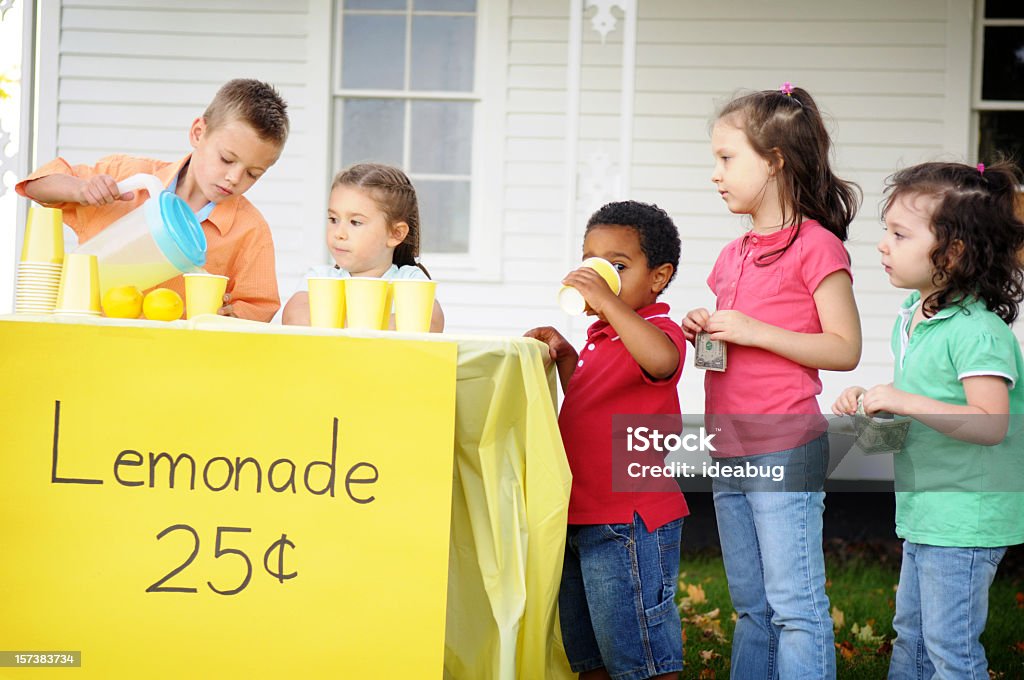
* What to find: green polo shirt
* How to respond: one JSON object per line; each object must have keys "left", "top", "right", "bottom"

{"left": 892, "top": 292, "right": 1024, "bottom": 547}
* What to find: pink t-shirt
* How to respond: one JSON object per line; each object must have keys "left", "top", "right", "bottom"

{"left": 705, "top": 220, "right": 851, "bottom": 455}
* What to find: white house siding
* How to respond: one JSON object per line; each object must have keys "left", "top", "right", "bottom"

{"left": 560, "top": 0, "right": 982, "bottom": 416}
{"left": 34, "top": 1, "right": 1021, "bottom": 421}
{"left": 35, "top": 0, "right": 330, "bottom": 318}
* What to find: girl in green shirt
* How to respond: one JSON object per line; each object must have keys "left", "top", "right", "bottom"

{"left": 833, "top": 160, "right": 1024, "bottom": 679}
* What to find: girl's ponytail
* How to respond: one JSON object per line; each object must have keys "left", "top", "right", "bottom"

{"left": 718, "top": 85, "right": 861, "bottom": 264}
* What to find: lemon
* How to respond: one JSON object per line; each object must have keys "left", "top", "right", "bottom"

{"left": 142, "top": 288, "right": 184, "bottom": 321}
{"left": 101, "top": 285, "right": 144, "bottom": 319}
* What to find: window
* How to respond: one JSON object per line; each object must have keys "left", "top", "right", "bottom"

{"left": 333, "top": 0, "right": 504, "bottom": 278}
{"left": 974, "top": 0, "right": 1024, "bottom": 169}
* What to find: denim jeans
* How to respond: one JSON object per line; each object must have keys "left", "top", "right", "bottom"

{"left": 888, "top": 541, "right": 1007, "bottom": 680}
{"left": 559, "top": 514, "right": 685, "bottom": 680}
{"left": 713, "top": 434, "right": 835, "bottom": 679}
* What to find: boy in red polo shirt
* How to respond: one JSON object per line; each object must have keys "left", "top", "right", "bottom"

{"left": 526, "top": 200, "right": 687, "bottom": 680}
{"left": 17, "top": 79, "right": 287, "bottom": 321}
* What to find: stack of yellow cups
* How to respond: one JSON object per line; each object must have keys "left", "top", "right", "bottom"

{"left": 15, "top": 207, "right": 65, "bottom": 314}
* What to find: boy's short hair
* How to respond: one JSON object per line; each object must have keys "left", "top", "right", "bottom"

{"left": 203, "top": 79, "right": 289, "bottom": 147}
{"left": 585, "top": 200, "right": 681, "bottom": 286}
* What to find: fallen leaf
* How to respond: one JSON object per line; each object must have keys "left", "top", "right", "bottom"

{"left": 687, "top": 583, "right": 707, "bottom": 605}
{"left": 836, "top": 640, "right": 856, "bottom": 661}
{"left": 698, "top": 669, "right": 716, "bottom": 679}
{"left": 1016, "top": 592, "right": 1023, "bottom": 609}
{"left": 876, "top": 639, "right": 893, "bottom": 657}
{"left": 851, "top": 622, "right": 884, "bottom": 646}
{"left": 699, "top": 649, "right": 721, "bottom": 664}
{"left": 831, "top": 606, "right": 845, "bottom": 632}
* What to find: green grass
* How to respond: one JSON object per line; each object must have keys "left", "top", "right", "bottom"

{"left": 675, "top": 550, "right": 1024, "bottom": 679}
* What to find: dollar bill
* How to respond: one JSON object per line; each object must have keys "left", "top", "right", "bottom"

{"left": 854, "top": 394, "right": 911, "bottom": 454}
{"left": 694, "top": 331, "right": 726, "bottom": 372}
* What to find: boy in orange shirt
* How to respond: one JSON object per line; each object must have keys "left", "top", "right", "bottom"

{"left": 17, "top": 79, "right": 288, "bottom": 321}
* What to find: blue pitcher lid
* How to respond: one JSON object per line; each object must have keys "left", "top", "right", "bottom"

{"left": 146, "top": 191, "right": 207, "bottom": 271}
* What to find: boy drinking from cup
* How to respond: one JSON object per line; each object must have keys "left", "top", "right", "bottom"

{"left": 17, "top": 79, "right": 289, "bottom": 321}
{"left": 525, "top": 200, "right": 688, "bottom": 680}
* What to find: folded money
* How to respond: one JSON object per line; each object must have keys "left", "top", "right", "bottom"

{"left": 695, "top": 331, "right": 726, "bottom": 372}
{"left": 854, "top": 394, "right": 910, "bottom": 455}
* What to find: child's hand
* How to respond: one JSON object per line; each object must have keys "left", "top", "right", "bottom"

{"left": 562, "top": 267, "right": 619, "bottom": 316}
{"left": 75, "top": 175, "right": 135, "bottom": 206}
{"left": 524, "top": 326, "right": 576, "bottom": 363}
{"left": 217, "top": 293, "right": 236, "bottom": 317}
{"left": 706, "top": 309, "right": 764, "bottom": 346}
{"left": 831, "top": 386, "right": 865, "bottom": 415}
{"left": 861, "top": 383, "right": 907, "bottom": 416}
{"left": 681, "top": 307, "right": 711, "bottom": 343}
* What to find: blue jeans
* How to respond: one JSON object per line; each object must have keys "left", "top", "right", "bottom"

{"left": 559, "top": 513, "right": 684, "bottom": 680}
{"left": 888, "top": 541, "right": 1007, "bottom": 680}
{"left": 713, "top": 434, "right": 835, "bottom": 679}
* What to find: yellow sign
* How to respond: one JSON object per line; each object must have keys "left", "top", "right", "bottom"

{"left": 0, "top": 321, "right": 457, "bottom": 678}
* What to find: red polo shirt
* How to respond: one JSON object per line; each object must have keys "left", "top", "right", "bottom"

{"left": 558, "top": 302, "right": 689, "bottom": 530}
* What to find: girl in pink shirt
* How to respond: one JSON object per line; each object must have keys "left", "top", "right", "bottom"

{"left": 682, "top": 84, "right": 862, "bottom": 679}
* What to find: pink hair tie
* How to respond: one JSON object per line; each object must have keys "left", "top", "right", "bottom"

{"left": 780, "top": 82, "right": 794, "bottom": 96}
{"left": 977, "top": 163, "right": 985, "bottom": 174}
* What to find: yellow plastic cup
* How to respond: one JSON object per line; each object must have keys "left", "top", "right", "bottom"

{"left": 55, "top": 253, "right": 101, "bottom": 313}
{"left": 308, "top": 277, "right": 346, "bottom": 329}
{"left": 345, "top": 277, "right": 389, "bottom": 330}
{"left": 558, "top": 256, "right": 622, "bottom": 314}
{"left": 183, "top": 272, "right": 229, "bottom": 319}
{"left": 393, "top": 280, "right": 437, "bottom": 333}
{"left": 380, "top": 282, "right": 394, "bottom": 330}
{"left": 21, "top": 206, "right": 65, "bottom": 264}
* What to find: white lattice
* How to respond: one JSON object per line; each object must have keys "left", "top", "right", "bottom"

{"left": 584, "top": 0, "right": 626, "bottom": 43}
{"left": 0, "top": 0, "right": 14, "bottom": 21}
{"left": 579, "top": 151, "right": 621, "bottom": 212}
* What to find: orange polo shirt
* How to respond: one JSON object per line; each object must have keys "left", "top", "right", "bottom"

{"left": 16, "top": 154, "right": 280, "bottom": 322}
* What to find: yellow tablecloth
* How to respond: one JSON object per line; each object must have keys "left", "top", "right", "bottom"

{"left": 0, "top": 314, "right": 574, "bottom": 679}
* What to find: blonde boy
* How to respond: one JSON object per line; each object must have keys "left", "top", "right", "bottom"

{"left": 17, "top": 79, "right": 289, "bottom": 321}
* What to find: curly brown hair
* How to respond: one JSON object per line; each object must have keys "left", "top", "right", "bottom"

{"left": 882, "top": 160, "right": 1024, "bottom": 323}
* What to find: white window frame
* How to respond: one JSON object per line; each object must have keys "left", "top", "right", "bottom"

{"left": 970, "top": 0, "right": 1024, "bottom": 162}
{"left": 330, "top": 0, "right": 507, "bottom": 282}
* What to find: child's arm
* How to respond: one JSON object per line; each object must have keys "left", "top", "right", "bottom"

{"left": 523, "top": 326, "right": 579, "bottom": 393}
{"left": 565, "top": 268, "right": 679, "bottom": 380}
{"left": 861, "top": 377, "right": 1010, "bottom": 446}
{"left": 703, "top": 270, "right": 861, "bottom": 371}
{"left": 22, "top": 174, "right": 134, "bottom": 207}
{"left": 282, "top": 292, "right": 311, "bottom": 326}
{"left": 428, "top": 300, "right": 445, "bottom": 333}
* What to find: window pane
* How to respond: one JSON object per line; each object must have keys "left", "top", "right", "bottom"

{"left": 985, "top": 0, "right": 1024, "bottom": 19}
{"left": 410, "top": 101, "right": 473, "bottom": 175}
{"left": 345, "top": 0, "right": 407, "bottom": 9}
{"left": 341, "top": 99, "right": 405, "bottom": 167}
{"left": 342, "top": 14, "right": 406, "bottom": 90}
{"left": 415, "top": 0, "right": 476, "bottom": 10}
{"left": 981, "top": 27, "right": 1024, "bottom": 101}
{"left": 416, "top": 179, "right": 470, "bottom": 253}
{"left": 978, "top": 111, "right": 1024, "bottom": 173}
{"left": 410, "top": 16, "right": 475, "bottom": 91}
